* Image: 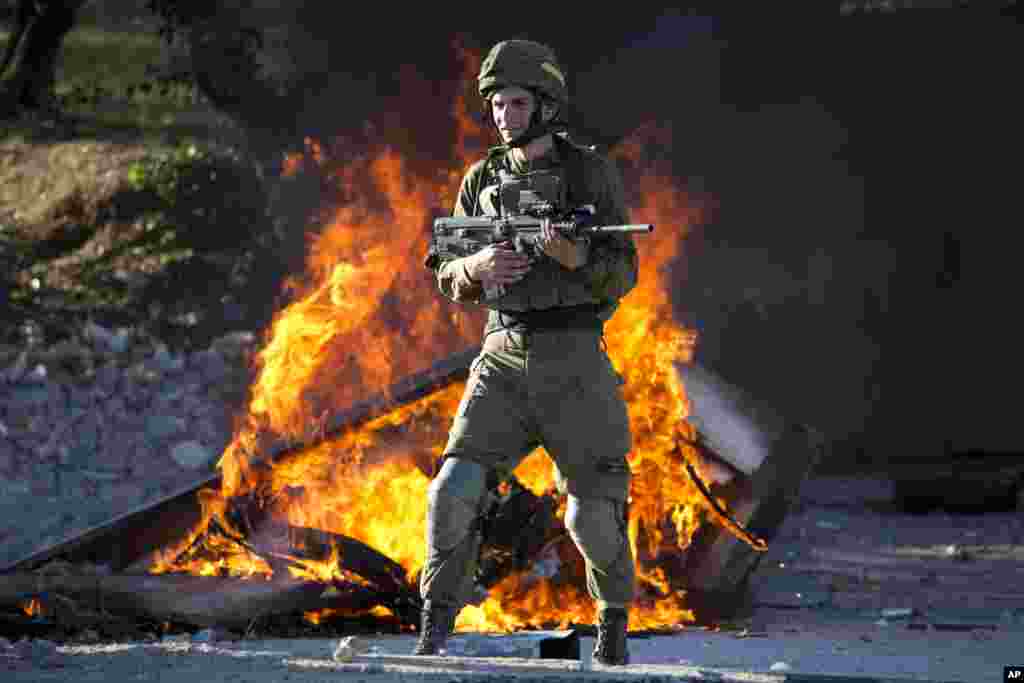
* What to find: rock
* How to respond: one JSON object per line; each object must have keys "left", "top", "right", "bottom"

{"left": 170, "top": 440, "right": 216, "bottom": 470}
{"left": 127, "top": 362, "right": 162, "bottom": 385}
{"left": 68, "top": 385, "right": 92, "bottom": 410}
{"left": 74, "top": 413, "right": 101, "bottom": 453}
{"left": 10, "top": 385, "right": 50, "bottom": 408}
{"left": 194, "top": 417, "right": 230, "bottom": 453}
{"left": 189, "top": 349, "right": 230, "bottom": 384}
{"left": 83, "top": 322, "right": 115, "bottom": 352}
{"left": 104, "top": 395, "right": 127, "bottom": 419}
{"left": 146, "top": 414, "right": 187, "bottom": 441}
{"left": 333, "top": 635, "right": 371, "bottom": 662}
{"left": 152, "top": 345, "right": 186, "bottom": 374}
{"left": 22, "top": 364, "right": 49, "bottom": 385}
{"left": 109, "top": 329, "right": 131, "bottom": 355}
{"left": 0, "top": 441, "right": 15, "bottom": 477}
{"left": 0, "top": 480, "right": 31, "bottom": 497}
{"left": 102, "top": 481, "right": 148, "bottom": 509}
{"left": 94, "top": 361, "right": 121, "bottom": 393}
{"left": 769, "top": 661, "right": 792, "bottom": 672}
{"left": 30, "top": 465, "right": 58, "bottom": 497}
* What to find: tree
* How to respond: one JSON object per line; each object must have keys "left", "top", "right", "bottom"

{"left": 1, "top": 0, "right": 88, "bottom": 114}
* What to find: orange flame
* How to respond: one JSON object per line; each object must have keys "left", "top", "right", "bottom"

{"left": 21, "top": 598, "right": 42, "bottom": 617}
{"left": 150, "top": 40, "right": 737, "bottom": 633}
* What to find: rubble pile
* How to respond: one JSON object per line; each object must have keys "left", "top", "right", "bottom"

{"left": 0, "top": 322, "right": 260, "bottom": 569}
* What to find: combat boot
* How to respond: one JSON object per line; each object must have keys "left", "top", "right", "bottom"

{"left": 411, "top": 601, "right": 457, "bottom": 655}
{"left": 593, "top": 607, "right": 630, "bottom": 666}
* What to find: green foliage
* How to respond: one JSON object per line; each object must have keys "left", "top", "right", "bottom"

{"left": 127, "top": 139, "right": 208, "bottom": 204}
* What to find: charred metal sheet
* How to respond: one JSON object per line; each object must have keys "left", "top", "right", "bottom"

{"left": 677, "top": 362, "right": 825, "bottom": 621}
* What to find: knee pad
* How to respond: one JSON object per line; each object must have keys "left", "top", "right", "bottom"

{"left": 564, "top": 495, "right": 629, "bottom": 569}
{"left": 426, "top": 457, "right": 490, "bottom": 550}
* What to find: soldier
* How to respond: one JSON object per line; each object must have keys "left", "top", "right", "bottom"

{"left": 418, "top": 39, "right": 640, "bottom": 666}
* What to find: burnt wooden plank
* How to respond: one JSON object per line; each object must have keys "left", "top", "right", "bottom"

{"left": 0, "top": 573, "right": 385, "bottom": 630}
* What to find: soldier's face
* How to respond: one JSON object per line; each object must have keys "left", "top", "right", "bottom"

{"left": 490, "top": 87, "right": 537, "bottom": 143}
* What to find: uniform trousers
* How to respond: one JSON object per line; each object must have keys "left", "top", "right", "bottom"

{"left": 419, "top": 326, "right": 636, "bottom": 611}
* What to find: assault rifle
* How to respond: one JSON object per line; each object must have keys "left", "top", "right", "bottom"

{"left": 429, "top": 203, "right": 654, "bottom": 300}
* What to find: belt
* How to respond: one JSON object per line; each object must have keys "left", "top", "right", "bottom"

{"left": 494, "top": 304, "right": 603, "bottom": 332}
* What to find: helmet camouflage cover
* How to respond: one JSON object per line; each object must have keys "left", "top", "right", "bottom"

{"left": 477, "top": 40, "right": 568, "bottom": 108}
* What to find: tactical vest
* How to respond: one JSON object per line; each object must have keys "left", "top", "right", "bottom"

{"left": 470, "top": 134, "right": 607, "bottom": 314}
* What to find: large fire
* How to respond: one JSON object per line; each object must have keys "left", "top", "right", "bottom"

{"left": 148, "top": 40, "right": 737, "bottom": 633}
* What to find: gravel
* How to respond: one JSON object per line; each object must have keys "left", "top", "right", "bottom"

{"left": 0, "top": 321, "right": 258, "bottom": 569}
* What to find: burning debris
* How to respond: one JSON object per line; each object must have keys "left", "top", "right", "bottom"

{"left": 0, "top": 345, "right": 821, "bottom": 640}
{"left": 0, "top": 43, "right": 824, "bottom": 643}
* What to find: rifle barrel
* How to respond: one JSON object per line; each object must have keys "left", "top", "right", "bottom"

{"left": 590, "top": 224, "right": 654, "bottom": 233}
{"left": 434, "top": 218, "right": 654, "bottom": 234}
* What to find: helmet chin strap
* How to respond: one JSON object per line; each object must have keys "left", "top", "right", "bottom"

{"left": 504, "top": 111, "right": 553, "bottom": 149}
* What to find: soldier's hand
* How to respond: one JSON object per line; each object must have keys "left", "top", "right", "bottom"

{"left": 464, "top": 243, "right": 532, "bottom": 288}
{"left": 538, "top": 219, "right": 588, "bottom": 270}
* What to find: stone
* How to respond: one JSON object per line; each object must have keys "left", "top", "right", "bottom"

{"left": 56, "top": 470, "right": 95, "bottom": 499}
{"left": 68, "top": 385, "right": 91, "bottom": 410}
{"left": 22, "top": 364, "right": 49, "bottom": 385}
{"left": 333, "top": 636, "right": 371, "bottom": 661}
{"left": 102, "top": 481, "right": 148, "bottom": 509}
{"left": 30, "top": 465, "right": 58, "bottom": 496}
{"left": 11, "top": 385, "right": 50, "bottom": 407}
{"left": 94, "top": 361, "right": 121, "bottom": 393}
{"left": 189, "top": 349, "right": 230, "bottom": 384}
{"left": 74, "top": 413, "right": 101, "bottom": 453}
{"left": 83, "top": 321, "right": 117, "bottom": 353}
{"left": 194, "top": 417, "right": 230, "bottom": 454}
{"left": 146, "top": 414, "right": 187, "bottom": 441}
{"left": 170, "top": 440, "right": 216, "bottom": 470}
{"left": 92, "top": 446, "right": 129, "bottom": 474}
{"left": 103, "top": 395, "right": 127, "bottom": 419}
{"left": 1, "top": 351, "right": 28, "bottom": 384}
{"left": 152, "top": 346, "right": 185, "bottom": 374}
{"left": 109, "top": 329, "right": 131, "bottom": 355}
{"left": 0, "top": 441, "right": 16, "bottom": 476}
{"left": 154, "top": 381, "right": 186, "bottom": 405}
{"left": 0, "top": 479, "right": 31, "bottom": 497}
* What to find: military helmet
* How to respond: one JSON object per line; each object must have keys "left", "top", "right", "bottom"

{"left": 477, "top": 40, "right": 568, "bottom": 108}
